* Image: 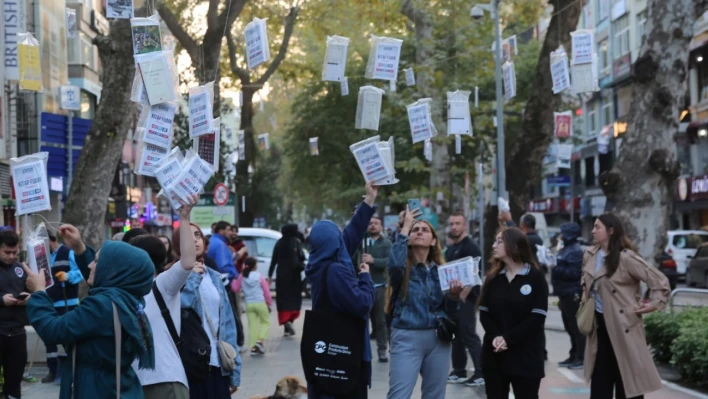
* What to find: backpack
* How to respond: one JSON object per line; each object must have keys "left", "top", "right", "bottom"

{"left": 152, "top": 282, "right": 211, "bottom": 382}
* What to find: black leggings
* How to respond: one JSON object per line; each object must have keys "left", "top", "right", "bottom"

{"left": 591, "top": 312, "right": 643, "bottom": 399}
{"left": 484, "top": 372, "right": 541, "bottom": 399}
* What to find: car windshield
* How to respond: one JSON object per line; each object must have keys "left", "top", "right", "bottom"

{"left": 673, "top": 234, "right": 708, "bottom": 249}
{"left": 240, "top": 236, "right": 278, "bottom": 258}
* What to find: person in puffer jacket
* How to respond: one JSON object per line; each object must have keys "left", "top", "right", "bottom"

{"left": 232, "top": 257, "right": 273, "bottom": 355}
{"left": 551, "top": 222, "right": 584, "bottom": 370}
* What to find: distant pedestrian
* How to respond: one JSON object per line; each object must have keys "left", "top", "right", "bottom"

{"left": 386, "top": 207, "right": 463, "bottom": 399}
{"left": 0, "top": 230, "right": 30, "bottom": 399}
{"left": 361, "top": 215, "right": 392, "bottom": 363}
{"left": 268, "top": 224, "right": 306, "bottom": 337}
{"left": 479, "top": 228, "right": 548, "bottom": 399}
{"left": 445, "top": 212, "right": 484, "bottom": 388}
{"left": 552, "top": 222, "right": 584, "bottom": 370}
{"left": 583, "top": 214, "right": 670, "bottom": 399}
{"left": 232, "top": 257, "right": 273, "bottom": 355}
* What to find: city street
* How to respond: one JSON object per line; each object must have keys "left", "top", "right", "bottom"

{"left": 20, "top": 299, "right": 706, "bottom": 399}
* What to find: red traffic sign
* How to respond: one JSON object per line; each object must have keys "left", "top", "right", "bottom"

{"left": 213, "top": 183, "right": 229, "bottom": 206}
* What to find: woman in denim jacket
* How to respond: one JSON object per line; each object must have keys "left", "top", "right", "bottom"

{"left": 180, "top": 224, "right": 242, "bottom": 398}
{"left": 386, "top": 207, "right": 462, "bottom": 399}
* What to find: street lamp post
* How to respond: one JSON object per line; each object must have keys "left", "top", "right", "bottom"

{"left": 472, "top": 0, "right": 507, "bottom": 201}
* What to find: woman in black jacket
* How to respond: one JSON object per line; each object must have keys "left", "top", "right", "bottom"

{"left": 269, "top": 224, "right": 306, "bottom": 336}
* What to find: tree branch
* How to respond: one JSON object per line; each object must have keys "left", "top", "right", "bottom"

{"left": 226, "top": 30, "right": 251, "bottom": 83}
{"left": 207, "top": 0, "right": 220, "bottom": 28}
{"left": 218, "top": 0, "right": 247, "bottom": 36}
{"left": 256, "top": 6, "right": 299, "bottom": 86}
{"left": 157, "top": 3, "right": 200, "bottom": 62}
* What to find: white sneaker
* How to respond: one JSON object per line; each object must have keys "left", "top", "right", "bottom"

{"left": 465, "top": 377, "right": 485, "bottom": 387}
{"left": 447, "top": 374, "right": 466, "bottom": 384}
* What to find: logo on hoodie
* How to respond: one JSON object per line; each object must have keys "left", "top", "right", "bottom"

{"left": 314, "top": 341, "right": 327, "bottom": 354}
{"left": 14, "top": 267, "right": 23, "bottom": 278}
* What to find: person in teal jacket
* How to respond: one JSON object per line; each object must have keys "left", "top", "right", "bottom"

{"left": 25, "top": 232, "right": 156, "bottom": 399}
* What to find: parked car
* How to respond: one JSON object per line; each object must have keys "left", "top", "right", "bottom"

{"left": 654, "top": 251, "right": 679, "bottom": 290}
{"left": 686, "top": 243, "right": 708, "bottom": 288}
{"left": 665, "top": 230, "right": 708, "bottom": 277}
{"left": 236, "top": 228, "right": 311, "bottom": 298}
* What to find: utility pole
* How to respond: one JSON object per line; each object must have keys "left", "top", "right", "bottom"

{"left": 492, "top": 0, "right": 507, "bottom": 201}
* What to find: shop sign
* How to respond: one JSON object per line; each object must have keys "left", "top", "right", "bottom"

{"left": 155, "top": 213, "right": 172, "bottom": 226}
{"left": 691, "top": 175, "right": 708, "bottom": 201}
{"left": 527, "top": 198, "right": 557, "bottom": 213}
{"left": 613, "top": 54, "right": 631, "bottom": 80}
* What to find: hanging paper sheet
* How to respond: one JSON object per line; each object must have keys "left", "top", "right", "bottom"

{"left": 322, "top": 35, "right": 349, "bottom": 81}
{"left": 407, "top": 98, "right": 436, "bottom": 144}
{"left": 455, "top": 135, "right": 462, "bottom": 154}
{"left": 438, "top": 257, "right": 482, "bottom": 291}
{"left": 557, "top": 143, "right": 573, "bottom": 169}
{"left": 374, "top": 137, "right": 398, "bottom": 186}
{"left": 554, "top": 111, "right": 573, "bottom": 138}
{"left": 309, "top": 137, "right": 319, "bottom": 156}
{"left": 193, "top": 118, "right": 221, "bottom": 172}
{"left": 341, "top": 77, "right": 349, "bottom": 96}
{"left": 389, "top": 80, "right": 397, "bottom": 93}
{"left": 139, "top": 102, "right": 176, "bottom": 148}
{"left": 447, "top": 90, "right": 472, "bottom": 136}
{"left": 355, "top": 86, "right": 385, "bottom": 131}
{"left": 550, "top": 47, "right": 571, "bottom": 94}
{"left": 237, "top": 130, "right": 246, "bottom": 160}
{"left": 136, "top": 140, "right": 169, "bottom": 176}
{"left": 571, "top": 30, "right": 594, "bottom": 65}
{"left": 131, "top": 15, "right": 162, "bottom": 55}
{"left": 66, "top": 8, "right": 77, "bottom": 39}
{"left": 424, "top": 138, "right": 433, "bottom": 162}
{"left": 405, "top": 68, "right": 416, "bottom": 86}
{"left": 258, "top": 133, "right": 270, "bottom": 150}
{"left": 167, "top": 154, "right": 215, "bottom": 203}
{"left": 18, "top": 33, "right": 41, "bottom": 92}
{"left": 365, "top": 35, "right": 403, "bottom": 81}
{"left": 502, "top": 61, "right": 516, "bottom": 100}
{"left": 107, "top": 0, "right": 134, "bottom": 19}
{"left": 188, "top": 83, "right": 215, "bottom": 138}
{"left": 572, "top": 59, "right": 599, "bottom": 93}
{"left": 154, "top": 149, "right": 184, "bottom": 190}
{"left": 474, "top": 86, "right": 479, "bottom": 108}
{"left": 136, "top": 52, "right": 177, "bottom": 105}
{"left": 350, "top": 136, "right": 392, "bottom": 183}
{"left": 10, "top": 152, "right": 51, "bottom": 215}
{"left": 245, "top": 17, "right": 271, "bottom": 69}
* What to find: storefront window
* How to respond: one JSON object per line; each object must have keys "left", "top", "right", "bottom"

{"left": 602, "top": 98, "right": 613, "bottom": 126}
{"left": 598, "top": 40, "right": 610, "bottom": 77}
{"left": 697, "top": 59, "right": 708, "bottom": 102}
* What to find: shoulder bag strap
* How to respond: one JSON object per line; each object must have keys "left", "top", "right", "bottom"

{"left": 71, "top": 345, "right": 76, "bottom": 399}
{"left": 198, "top": 287, "right": 219, "bottom": 340}
{"left": 112, "top": 303, "right": 121, "bottom": 399}
{"left": 152, "top": 282, "right": 182, "bottom": 347}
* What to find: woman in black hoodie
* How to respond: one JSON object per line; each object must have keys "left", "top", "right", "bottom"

{"left": 269, "top": 224, "right": 306, "bottom": 336}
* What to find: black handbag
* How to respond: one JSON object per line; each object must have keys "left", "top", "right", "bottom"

{"left": 153, "top": 282, "right": 211, "bottom": 382}
{"left": 436, "top": 316, "right": 457, "bottom": 342}
{"left": 300, "top": 264, "right": 365, "bottom": 395}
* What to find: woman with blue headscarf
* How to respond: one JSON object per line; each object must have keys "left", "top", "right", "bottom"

{"left": 305, "top": 182, "right": 378, "bottom": 399}
{"left": 25, "top": 237, "right": 155, "bottom": 399}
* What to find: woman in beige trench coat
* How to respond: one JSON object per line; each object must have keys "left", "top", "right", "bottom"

{"left": 581, "top": 213, "right": 670, "bottom": 399}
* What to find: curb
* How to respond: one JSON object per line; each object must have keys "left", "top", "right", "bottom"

{"left": 662, "top": 380, "right": 708, "bottom": 399}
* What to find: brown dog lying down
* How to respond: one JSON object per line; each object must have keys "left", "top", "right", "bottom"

{"left": 248, "top": 376, "right": 308, "bottom": 399}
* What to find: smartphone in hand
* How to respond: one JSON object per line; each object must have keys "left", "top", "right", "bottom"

{"left": 14, "top": 293, "right": 29, "bottom": 301}
{"left": 408, "top": 199, "right": 422, "bottom": 220}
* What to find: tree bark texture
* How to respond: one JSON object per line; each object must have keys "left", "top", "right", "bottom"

{"left": 63, "top": 20, "right": 135, "bottom": 248}
{"left": 401, "top": 0, "right": 451, "bottom": 226}
{"left": 600, "top": 0, "right": 707, "bottom": 261}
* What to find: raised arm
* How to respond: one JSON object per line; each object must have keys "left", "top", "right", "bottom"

{"left": 57, "top": 224, "right": 94, "bottom": 281}
{"left": 342, "top": 182, "right": 378, "bottom": 255}
{"left": 327, "top": 263, "right": 375, "bottom": 319}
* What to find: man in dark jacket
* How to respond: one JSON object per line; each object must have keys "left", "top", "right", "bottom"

{"left": 552, "top": 222, "right": 584, "bottom": 369}
{"left": 0, "top": 230, "right": 30, "bottom": 399}
{"left": 521, "top": 214, "right": 545, "bottom": 269}
{"left": 362, "top": 215, "right": 392, "bottom": 362}
{"left": 445, "top": 212, "right": 484, "bottom": 387}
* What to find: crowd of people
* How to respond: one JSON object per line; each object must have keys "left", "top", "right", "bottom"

{"left": 0, "top": 182, "right": 673, "bottom": 399}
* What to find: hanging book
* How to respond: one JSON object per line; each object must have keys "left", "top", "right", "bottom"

{"left": 502, "top": 61, "right": 516, "bottom": 100}
{"left": 355, "top": 86, "right": 385, "bottom": 131}
{"left": 349, "top": 136, "right": 392, "bottom": 183}
{"left": 136, "top": 139, "right": 169, "bottom": 177}
{"left": 245, "top": 17, "right": 271, "bottom": 69}
{"left": 365, "top": 35, "right": 403, "bottom": 81}
{"left": 406, "top": 98, "right": 436, "bottom": 144}
{"left": 550, "top": 47, "right": 571, "bottom": 94}
{"left": 193, "top": 117, "right": 221, "bottom": 172}
{"left": 571, "top": 30, "right": 594, "bottom": 65}
{"left": 447, "top": 90, "right": 472, "bottom": 136}
{"left": 188, "top": 83, "right": 215, "bottom": 138}
{"left": 374, "top": 137, "right": 399, "bottom": 186}
{"left": 322, "top": 35, "right": 349, "bottom": 82}
{"left": 137, "top": 52, "right": 177, "bottom": 105}
{"left": 557, "top": 143, "right": 573, "bottom": 169}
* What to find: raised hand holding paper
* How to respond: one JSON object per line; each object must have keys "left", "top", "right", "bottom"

{"left": 550, "top": 47, "right": 571, "bottom": 94}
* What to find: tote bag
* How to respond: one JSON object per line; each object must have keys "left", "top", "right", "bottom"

{"left": 301, "top": 264, "right": 365, "bottom": 395}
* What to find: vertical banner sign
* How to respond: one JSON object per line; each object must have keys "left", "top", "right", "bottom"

{"left": 322, "top": 35, "right": 349, "bottom": 82}
{"left": 3, "top": 0, "right": 28, "bottom": 81}
{"left": 557, "top": 143, "right": 573, "bottom": 169}
{"left": 502, "top": 61, "right": 516, "bottom": 100}
{"left": 66, "top": 8, "right": 77, "bottom": 39}
{"left": 365, "top": 35, "right": 403, "bottom": 81}
{"left": 18, "top": 33, "right": 41, "bottom": 91}
{"left": 11, "top": 156, "right": 51, "bottom": 215}
{"left": 554, "top": 111, "right": 573, "bottom": 138}
{"left": 59, "top": 85, "right": 81, "bottom": 111}
{"left": 245, "top": 17, "right": 270, "bottom": 69}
